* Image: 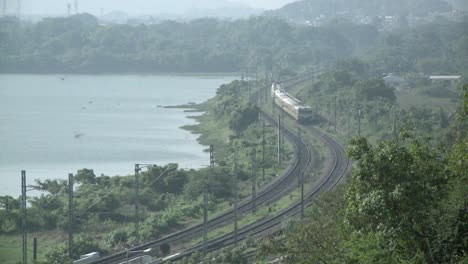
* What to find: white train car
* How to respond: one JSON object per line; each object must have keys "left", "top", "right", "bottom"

{"left": 271, "top": 83, "right": 313, "bottom": 123}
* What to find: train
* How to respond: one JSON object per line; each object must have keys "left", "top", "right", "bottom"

{"left": 271, "top": 83, "right": 314, "bottom": 123}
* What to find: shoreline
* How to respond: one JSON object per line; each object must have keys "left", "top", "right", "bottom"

{"left": 0, "top": 75, "right": 230, "bottom": 197}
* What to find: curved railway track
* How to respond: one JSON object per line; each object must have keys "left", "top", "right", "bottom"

{"left": 93, "top": 98, "right": 313, "bottom": 264}
{"left": 151, "top": 119, "right": 350, "bottom": 262}
{"left": 93, "top": 72, "right": 348, "bottom": 263}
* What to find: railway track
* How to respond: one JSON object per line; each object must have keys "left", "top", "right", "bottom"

{"left": 92, "top": 91, "right": 313, "bottom": 264}
{"left": 150, "top": 117, "right": 350, "bottom": 263}
{"left": 93, "top": 72, "right": 348, "bottom": 264}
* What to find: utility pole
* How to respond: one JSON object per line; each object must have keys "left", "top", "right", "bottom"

{"left": 358, "top": 109, "right": 362, "bottom": 136}
{"left": 16, "top": 0, "right": 20, "bottom": 17}
{"left": 210, "top": 145, "right": 215, "bottom": 167}
{"left": 203, "top": 190, "right": 207, "bottom": 257}
{"left": 278, "top": 114, "right": 281, "bottom": 165}
{"left": 300, "top": 172, "right": 304, "bottom": 220}
{"left": 134, "top": 164, "right": 141, "bottom": 243}
{"left": 247, "top": 68, "right": 251, "bottom": 103}
{"left": 2, "top": 0, "right": 6, "bottom": 17}
{"left": 281, "top": 112, "right": 284, "bottom": 157}
{"left": 68, "top": 173, "right": 74, "bottom": 259}
{"left": 262, "top": 121, "right": 265, "bottom": 181}
{"left": 334, "top": 95, "right": 337, "bottom": 133}
{"left": 74, "top": 0, "right": 78, "bottom": 13}
{"left": 251, "top": 149, "right": 257, "bottom": 214}
{"left": 234, "top": 149, "right": 239, "bottom": 246}
{"left": 33, "top": 238, "right": 37, "bottom": 261}
{"left": 392, "top": 107, "right": 397, "bottom": 138}
{"left": 256, "top": 70, "right": 261, "bottom": 105}
{"left": 203, "top": 145, "right": 214, "bottom": 257}
{"left": 21, "top": 170, "right": 27, "bottom": 264}
{"left": 67, "top": 2, "right": 71, "bottom": 16}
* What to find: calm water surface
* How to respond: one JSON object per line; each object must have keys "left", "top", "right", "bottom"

{"left": 0, "top": 74, "right": 235, "bottom": 196}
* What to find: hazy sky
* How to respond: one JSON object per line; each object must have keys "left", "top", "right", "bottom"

{"left": 13, "top": 0, "right": 296, "bottom": 15}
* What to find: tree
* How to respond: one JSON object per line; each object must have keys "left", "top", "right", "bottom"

{"left": 355, "top": 79, "right": 396, "bottom": 102}
{"left": 32, "top": 179, "right": 68, "bottom": 194}
{"left": 75, "top": 168, "right": 96, "bottom": 185}
{"left": 345, "top": 133, "right": 465, "bottom": 262}
{"left": 184, "top": 167, "right": 234, "bottom": 199}
{"left": 259, "top": 187, "right": 347, "bottom": 263}
{"left": 228, "top": 103, "right": 260, "bottom": 134}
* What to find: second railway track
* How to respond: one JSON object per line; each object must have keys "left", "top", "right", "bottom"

{"left": 93, "top": 72, "right": 349, "bottom": 263}
{"left": 154, "top": 115, "right": 350, "bottom": 262}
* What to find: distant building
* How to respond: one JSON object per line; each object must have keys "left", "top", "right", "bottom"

{"left": 429, "top": 75, "right": 461, "bottom": 86}
{"left": 383, "top": 73, "right": 405, "bottom": 87}
{"left": 429, "top": 75, "right": 461, "bottom": 81}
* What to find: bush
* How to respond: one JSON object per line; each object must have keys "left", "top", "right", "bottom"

{"left": 106, "top": 229, "right": 128, "bottom": 247}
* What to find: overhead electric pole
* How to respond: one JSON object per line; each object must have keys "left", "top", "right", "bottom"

{"left": 21, "top": 170, "right": 27, "bottom": 264}
{"left": 247, "top": 68, "right": 251, "bottom": 103}
{"left": 68, "top": 173, "right": 74, "bottom": 259}
{"left": 300, "top": 172, "right": 304, "bottom": 220}
{"left": 262, "top": 121, "right": 265, "bottom": 181}
{"left": 278, "top": 114, "right": 281, "bottom": 165}
{"left": 134, "top": 164, "right": 141, "bottom": 243}
{"left": 334, "top": 95, "right": 337, "bottom": 133}
{"left": 251, "top": 149, "right": 257, "bottom": 214}
{"left": 281, "top": 112, "right": 285, "bottom": 155}
{"left": 2, "top": 0, "right": 6, "bottom": 17}
{"left": 67, "top": 3, "right": 71, "bottom": 16}
{"left": 203, "top": 190, "right": 207, "bottom": 257}
{"left": 16, "top": 0, "right": 21, "bottom": 17}
{"left": 392, "top": 107, "right": 398, "bottom": 138}
{"left": 358, "top": 108, "right": 362, "bottom": 136}
{"left": 234, "top": 149, "right": 239, "bottom": 246}
{"left": 210, "top": 145, "right": 215, "bottom": 167}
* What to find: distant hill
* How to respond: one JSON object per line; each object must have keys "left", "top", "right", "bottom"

{"left": 268, "top": 0, "right": 453, "bottom": 22}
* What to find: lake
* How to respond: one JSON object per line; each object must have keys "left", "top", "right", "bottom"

{"left": 0, "top": 74, "right": 235, "bottom": 197}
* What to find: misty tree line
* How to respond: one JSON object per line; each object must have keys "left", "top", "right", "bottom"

{"left": 0, "top": 13, "right": 467, "bottom": 77}
{"left": 270, "top": 0, "right": 458, "bottom": 20}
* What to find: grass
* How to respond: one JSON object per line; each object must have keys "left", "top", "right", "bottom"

{"left": 186, "top": 178, "right": 322, "bottom": 246}
{"left": 181, "top": 112, "right": 232, "bottom": 162}
{"left": 176, "top": 86, "right": 328, "bottom": 248}
{"left": 0, "top": 231, "right": 65, "bottom": 264}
